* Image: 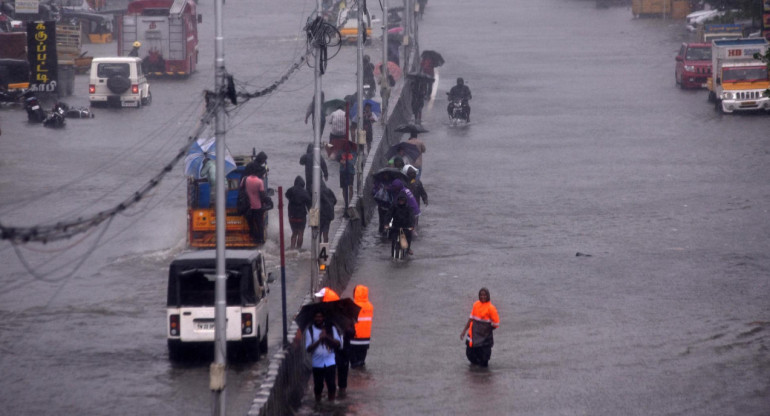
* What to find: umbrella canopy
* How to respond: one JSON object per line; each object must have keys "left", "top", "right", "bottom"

{"left": 294, "top": 298, "right": 361, "bottom": 332}
{"left": 420, "top": 50, "right": 445, "bottom": 67}
{"left": 394, "top": 123, "right": 429, "bottom": 134}
{"left": 349, "top": 99, "right": 381, "bottom": 120}
{"left": 406, "top": 72, "right": 435, "bottom": 84}
{"left": 322, "top": 99, "right": 347, "bottom": 117}
{"left": 184, "top": 137, "right": 237, "bottom": 179}
{"left": 385, "top": 142, "right": 421, "bottom": 164}
{"left": 374, "top": 61, "right": 402, "bottom": 82}
{"left": 372, "top": 167, "right": 408, "bottom": 185}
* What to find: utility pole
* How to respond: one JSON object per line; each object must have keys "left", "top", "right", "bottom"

{"left": 211, "top": 0, "right": 227, "bottom": 409}
{"left": 355, "top": 0, "right": 365, "bottom": 195}
{"left": 380, "top": 0, "right": 389, "bottom": 123}
{"left": 310, "top": 0, "right": 323, "bottom": 296}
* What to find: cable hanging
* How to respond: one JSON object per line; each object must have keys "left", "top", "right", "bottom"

{"left": 0, "top": 104, "right": 219, "bottom": 244}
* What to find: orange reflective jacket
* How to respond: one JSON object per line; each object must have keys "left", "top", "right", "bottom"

{"left": 467, "top": 300, "right": 499, "bottom": 348}
{"left": 352, "top": 285, "right": 373, "bottom": 344}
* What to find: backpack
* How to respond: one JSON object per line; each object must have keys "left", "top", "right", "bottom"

{"left": 237, "top": 177, "right": 251, "bottom": 215}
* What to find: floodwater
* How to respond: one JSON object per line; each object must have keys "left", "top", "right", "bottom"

{"left": 0, "top": 0, "right": 769, "bottom": 415}
{"left": 296, "top": 0, "right": 770, "bottom": 415}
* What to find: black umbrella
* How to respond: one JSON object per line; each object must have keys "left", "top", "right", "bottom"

{"left": 420, "top": 50, "right": 445, "bottom": 67}
{"left": 385, "top": 142, "right": 421, "bottom": 163}
{"left": 394, "top": 123, "right": 429, "bottom": 134}
{"left": 372, "top": 167, "right": 408, "bottom": 184}
{"left": 294, "top": 298, "right": 361, "bottom": 332}
{"left": 406, "top": 72, "right": 435, "bottom": 83}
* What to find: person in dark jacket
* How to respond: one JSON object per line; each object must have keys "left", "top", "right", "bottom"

{"left": 319, "top": 181, "right": 337, "bottom": 243}
{"left": 386, "top": 190, "right": 415, "bottom": 255}
{"left": 405, "top": 166, "right": 427, "bottom": 229}
{"left": 299, "top": 143, "right": 329, "bottom": 193}
{"left": 285, "top": 176, "right": 312, "bottom": 249}
{"left": 447, "top": 77, "right": 472, "bottom": 121}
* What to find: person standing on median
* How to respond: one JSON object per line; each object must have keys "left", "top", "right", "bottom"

{"left": 460, "top": 287, "right": 499, "bottom": 367}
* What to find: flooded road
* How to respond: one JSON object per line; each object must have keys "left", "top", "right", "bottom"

{"left": 1, "top": 0, "right": 769, "bottom": 415}
{"left": 297, "top": 0, "right": 770, "bottom": 415}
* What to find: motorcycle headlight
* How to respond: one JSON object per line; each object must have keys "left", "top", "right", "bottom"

{"left": 684, "top": 65, "right": 695, "bottom": 72}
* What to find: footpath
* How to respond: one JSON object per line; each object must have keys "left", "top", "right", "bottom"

{"left": 245, "top": 42, "right": 422, "bottom": 416}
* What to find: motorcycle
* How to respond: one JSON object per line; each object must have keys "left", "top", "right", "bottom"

{"left": 447, "top": 93, "right": 469, "bottom": 125}
{"left": 0, "top": 88, "right": 25, "bottom": 104}
{"left": 362, "top": 81, "right": 375, "bottom": 99}
{"left": 43, "top": 102, "right": 67, "bottom": 128}
{"left": 24, "top": 95, "right": 47, "bottom": 123}
{"left": 385, "top": 221, "right": 412, "bottom": 261}
{"left": 57, "top": 101, "right": 95, "bottom": 118}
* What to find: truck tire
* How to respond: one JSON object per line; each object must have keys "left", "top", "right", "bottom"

{"left": 107, "top": 75, "right": 131, "bottom": 94}
{"left": 715, "top": 99, "right": 723, "bottom": 113}
{"left": 707, "top": 91, "right": 716, "bottom": 103}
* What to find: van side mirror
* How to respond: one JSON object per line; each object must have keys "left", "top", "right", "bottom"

{"left": 198, "top": 14, "right": 202, "bottom": 24}
{"left": 267, "top": 272, "right": 275, "bottom": 284}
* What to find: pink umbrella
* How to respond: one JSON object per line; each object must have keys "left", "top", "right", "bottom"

{"left": 374, "top": 61, "right": 402, "bottom": 82}
{"left": 387, "top": 26, "right": 404, "bottom": 34}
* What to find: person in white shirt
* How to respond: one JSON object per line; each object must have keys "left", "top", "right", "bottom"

{"left": 305, "top": 311, "right": 342, "bottom": 402}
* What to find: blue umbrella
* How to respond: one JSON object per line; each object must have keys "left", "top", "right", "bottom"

{"left": 184, "top": 137, "right": 237, "bottom": 179}
{"left": 349, "top": 99, "right": 381, "bottom": 120}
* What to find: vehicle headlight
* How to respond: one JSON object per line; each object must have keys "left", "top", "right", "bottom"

{"left": 684, "top": 65, "right": 695, "bottom": 72}
{"left": 721, "top": 92, "right": 735, "bottom": 100}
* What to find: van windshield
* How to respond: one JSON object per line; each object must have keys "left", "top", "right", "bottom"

{"left": 685, "top": 47, "right": 711, "bottom": 61}
{"left": 722, "top": 66, "right": 769, "bottom": 83}
{"left": 97, "top": 63, "right": 130, "bottom": 78}
{"left": 168, "top": 266, "right": 256, "bottom": 306}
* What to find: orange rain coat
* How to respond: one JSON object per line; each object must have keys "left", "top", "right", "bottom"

{"left": 316, "top": 287, "right": 340, "bottom": 302}
{"left": 351, "top": 285, "right": 373, "bottom": 345}
{"left": 467, "top": 300, "right": 499, "bottom": 348}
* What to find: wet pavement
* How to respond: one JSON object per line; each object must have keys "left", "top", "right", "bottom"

{"left": 1, "top": 0, "right": 769, "bottom": 415}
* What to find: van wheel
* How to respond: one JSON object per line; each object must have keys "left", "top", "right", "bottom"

{"left": 259, "top": 320, "right": 268, "bottom": 353}
{"left": 244, "top": 333, "right": 260, "bottom": 361}
{"left": 107, "top": 75, "right": 131, "bottom": 94}
{"left": 142, "top": 90, "right": 152, "bottom": 106}
{"left": 168, "top": 340, "right": 183, "bottom": 361}
{"left": 715, "top": 99, "right": 723, "bottom": 113}
{"left": 707, "top": 91, "right": 716, "bottom": 103}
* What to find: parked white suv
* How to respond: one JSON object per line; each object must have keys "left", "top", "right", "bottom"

{"left": 88, "top": 57, "right": 151, "bottom": 108}
{"left": 166, "top": 249, "right": 273, "bottom": 361}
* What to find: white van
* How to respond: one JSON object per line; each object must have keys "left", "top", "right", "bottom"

{"left": 166, "top": 249, "right": 273, "bottom": 360}
{"left": 88, "top": 57, "right": 151, "bottom": 108}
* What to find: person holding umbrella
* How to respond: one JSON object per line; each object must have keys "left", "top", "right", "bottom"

{"left": 305, "top": 310, "right": 342, "bottom": 402}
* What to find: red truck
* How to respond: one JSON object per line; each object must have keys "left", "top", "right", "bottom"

{"left": 117, "top": 0, "right": 200, "bottom": 77}
{"left": 675, "top": 42, "right": 712, "bottom": 89}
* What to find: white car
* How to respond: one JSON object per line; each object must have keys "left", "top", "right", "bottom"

{"left": 166, "top": 249, "right": 273, "bottom": 361}
{"left": 88, "top": 57, "right": 151, "bottom": 108}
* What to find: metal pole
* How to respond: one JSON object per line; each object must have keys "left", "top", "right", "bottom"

{"left": 278, "top": 186, "right": 288, "bottom": 347}
{"left": 310, "top": 0, "right": 323, "bottom": 296}
{"left": 380, "top": 0, "right": 389, "bottom": 123}
{"left": 355, "top": 1, "right": 364, "bottom": 196}
{"left": 211, "top": 0, "right": 227, "bottom": 410}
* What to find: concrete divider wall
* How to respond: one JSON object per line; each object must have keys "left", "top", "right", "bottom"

{"left": 247, "top": 44, "right": 420, "bottom": 416}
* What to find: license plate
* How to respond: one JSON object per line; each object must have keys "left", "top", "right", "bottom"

{"left": 740, "top": 101, "right": 757, "bottom": 107}
{"left": 31, "top": 105, "right": 39, "bottom": 110}
{"left": 122, "top": 101, "right": 138, "bottom": 107}
{"left": 195, "top": 320, "right": 215, "bottom": 330}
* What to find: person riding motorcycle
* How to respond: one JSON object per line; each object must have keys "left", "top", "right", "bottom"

{"left": 447, "top": 77, "right": 472, "bottom": 122}
{"left": 385, "top": 191, "right": 415, "bottom": 256}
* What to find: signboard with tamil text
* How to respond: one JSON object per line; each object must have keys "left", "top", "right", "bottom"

{"left": 26, "top": 21, "right": 59, "bottom": 93}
